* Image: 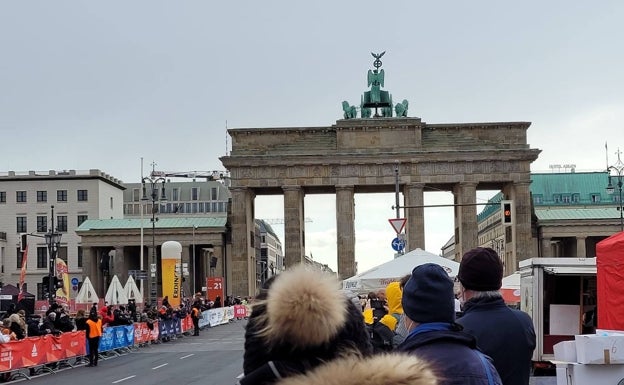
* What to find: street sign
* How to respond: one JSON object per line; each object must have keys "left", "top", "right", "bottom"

{"left": 388, "top": 218, "right": 407, "bottom": 234}
{"left": 391, "top": 237, "right": 405, "bottom": 252}
{"left": 71, "top": 278, "right": 79, "bottom": 286}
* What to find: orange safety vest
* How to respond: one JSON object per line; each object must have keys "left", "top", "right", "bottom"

{"left": 86, "top": 319, "right": 103, "bottom": 338}
{"left": 192, "top": 308, "right": 199, "bottom": 318}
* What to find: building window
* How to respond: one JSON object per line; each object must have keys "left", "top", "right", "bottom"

{"left": 192, "top": 203, "right": 198, "bottom": 213}
{"left": 218, "top": 202, "right": 225, "bottom": 212}
{"left": 17, "top": 248, "right": 23, "bottom": 269}
{"left": 57, "top": 190, "right": 67, "bottom": 202}
{"left": 77, "top": 215, "right": 88, "bottom": 226}
{"left": 191, "top": 187, "right": 200, "bottom": 201}
{"left": 211, "top": 188, "right": 217, "bottom": 200}
{"left": 212, "top": 202, "right": 218, "bottom": 212}
{"left": 172, "top": 188, "right": 179, "bottom": 201}
{"left": 205, "top": 203, "right": 211, "bottom": 213}
{"left": 591, "top": 194, "right": 601, "bottom": 203}
{"left": 37, "top": 247, "right": 47, "bottom": 268}
{"left": 572, "top": 194, "right": 580, "bottom": 203}
{"left": 132, "top": 188, "right": 140, "bottom": 202}
{"left": 110, "top": 197, "right": 113, "bottom": 209}
{"left": 37, "top": 283, "right": 44, "bottom": 301}
{"left": 0, "top": 191, "right": 5, "bottom": 203}
{"left": 57, "top": 246, "right": 68, "bottom": 263}
{"left": 16, "top": 216, "right": 27, "bottom": 233}
{"left": 37, "top": 191, "right": 47, "bottom": 202}
{"left": 562, "top": 195, "right": 571, "bottom": 203}
{"left": 78, "top": 246, "right": 83, "bottom": 268}
{"left": 185, "top": 203, "right": 191, "bottom": 213}
{"left": 77, "top": 190, "right": 88, "bottom": 201}
{"left": 614, "top": 195, "right": 622, "bottom": 203}
{"left": 16, "top": 191, "right": 27, "bottom": 203}
{"left": 553, "top": 194, "right": 562, "bottom": 203}
{"left": 199, "top": 202, "right": 204, "bottom": 212}
{"left": 57, "top": 216, "right": 68, "bottom": 232}
{"left": 533, "top": 194, "right": 543, "bottom": 204}
{"left": 37, "top": 216, "right": 47, "bottom": 232}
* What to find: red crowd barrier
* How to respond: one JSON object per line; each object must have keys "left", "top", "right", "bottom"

{"left": 180, "top": 315, "right": 193, "bottom": 333}
{"left": 234, "top": 305, "right": 248, "bottom": 318}
{"left": 0, "top": 331, "right": 86, "bottom": 372}
{"left": 133, "top": 322, "right": 159, "bottom": 345}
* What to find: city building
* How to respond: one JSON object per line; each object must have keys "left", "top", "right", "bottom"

{"left": 443, "top": 171, "right": 622, "bottom": 274}
{"left": 77, "top": 178, "right": 231, "bottom": 299}
{"left": 254, "top": 219, "right": 283, "bottom": 287}
{"left": 0, "top": 169, "right": 124, "bottom": 300}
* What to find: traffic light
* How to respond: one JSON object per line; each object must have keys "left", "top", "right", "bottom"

{"left": 54, "top": 277, "right": 64, "bottom": 290}
{"left": 42, "top": 276, "right": 50, "bottom": 298}
{"left": 19, "top": 233, "right": 28, "bottom": 252}
{"left": 501, "top": 200, "right": 513, "bottom": 226}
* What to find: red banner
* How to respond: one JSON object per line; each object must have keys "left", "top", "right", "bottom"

{"left": 17, "top": 245, "right": 28, "bottom": 303}
{"left": 133, "top": 322, "right": 159, "bottom": 344}
{"left": 0, "top": 331, "right": 86, "bottom": 372}
{"left": 180, "top": 315, "right": 193, "bottom": 333}
{"left": 206, "top": 277, "right": 224, "bottom": 303}
{"left": 234, "top": 305, "right": 248, "bottom": 318}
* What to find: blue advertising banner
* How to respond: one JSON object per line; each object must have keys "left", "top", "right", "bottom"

{"left": 158, "top": 318, "right": 182, "bottom": 338}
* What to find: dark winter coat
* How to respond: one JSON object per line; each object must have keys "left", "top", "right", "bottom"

{"left": 397, "top": 327, "right": 502, "bottom": 385}
{"left": 457, "top": 296, "right": 536, "bottom": 385}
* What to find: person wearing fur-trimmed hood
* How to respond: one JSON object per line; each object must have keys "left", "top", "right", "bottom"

{"left": 239, "top": 265, "right": 439, "bottom": 385}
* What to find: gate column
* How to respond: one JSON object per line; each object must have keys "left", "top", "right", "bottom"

{"left": 454, "top": 182, "right": 478, "bottom": 261}
{"left": 230, "top": 187, "right": 256, "bottom": 296}
{"left": 283, "top": 186, "right": 305, "bottom": 268}
{"left": 404, "top": 183, "right": 425, "bottom": 251}
{"left": 336, "top": 185, "right": 355, "bottom": 279}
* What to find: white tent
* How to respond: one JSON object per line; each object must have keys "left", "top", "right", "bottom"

{"left": 123, "top": 275, "right": 143, "bottom": 303}
{"left": 342, "top": 248, "right": 459, "bottom": 293}
{"left": 105, "top": 275, "right": 128, "bottom": 305}
{"left": 75, "top": 277, "right": 99, "bottom": 304}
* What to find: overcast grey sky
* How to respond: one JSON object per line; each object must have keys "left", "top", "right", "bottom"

{"left": 2, "top": 2, "right": 623, "bottom": 273}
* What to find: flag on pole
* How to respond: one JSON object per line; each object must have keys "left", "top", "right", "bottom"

{"left": 17, "top": 245, "right": 28, "bottom": 302}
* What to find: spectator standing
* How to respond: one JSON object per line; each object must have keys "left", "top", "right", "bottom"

{"left": 240, "top": 265, "right": 438, "bottom": 385}
{"left": 75, "top": 309, "right": 88, "bottom": 332}
{"left": 457, "top": 247, "right": 536, "bottom": 385}
{"left": 191, "top": 303, "right": 201, "bottom": 336}
{"left": 8, "top": 313, "right": 26, "bottom": 339}
{"left": 397, "top": 263, "right": 502, "bottom": 385}
{"left": 85, "top": 312, "right": 102, "bottom": 367}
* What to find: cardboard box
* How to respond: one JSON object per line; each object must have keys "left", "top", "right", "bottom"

{"left": 556, "top": 363, "right": 624, "bottom": 385}
{"left": 554, "top": 340, "right": 577, "bottom": 362}
{"left": 575, "top": 334, "right": 624, "bottom": 364}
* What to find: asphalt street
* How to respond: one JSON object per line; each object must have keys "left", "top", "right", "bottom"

{"left": 7, "top": 319, "right": 556, "bottom": 385}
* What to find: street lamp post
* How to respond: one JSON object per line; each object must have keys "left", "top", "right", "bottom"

{"left": 142, "top": 165, "right": 167, "bottom": 306}
{"left": 192, "top": 225, "right": 197, "bottom": 294}
{"left": 606, "top": 148, "right": 624, "bottom": 232}
{"left": 44, "top": 205, "right": 62, "bottom": 306}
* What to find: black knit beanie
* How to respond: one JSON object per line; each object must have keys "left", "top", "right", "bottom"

{"left": 458, "top": 247, "right": 503, "bottom": 291}
{"left": 402, "top": 263, "right": 455, "bottom": 324}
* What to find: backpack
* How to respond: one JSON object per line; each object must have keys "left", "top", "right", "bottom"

{"left": 367, "top": 321, "right": 395, "bottom": 353}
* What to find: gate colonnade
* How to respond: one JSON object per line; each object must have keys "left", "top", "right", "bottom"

{"left": 221, "top": 117, "right": 540, "bottom": 296}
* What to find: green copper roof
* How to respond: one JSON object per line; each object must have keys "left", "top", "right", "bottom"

{"left": 77, "top": 217, "right": 227, "bottom": 231}
{"left": 536, "top": 207, "right": 621, "bottom": 221}
{"left": 531, "top": 172, "right": 612, "bottom": 205}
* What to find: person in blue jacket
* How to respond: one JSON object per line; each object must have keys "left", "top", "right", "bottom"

{"left": 457, "top": 247, "right": 536, "bottom": 385}
{"left": 397, "top": 263, "right": 502, "bottom": 385}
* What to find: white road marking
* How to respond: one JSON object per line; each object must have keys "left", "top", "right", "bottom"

{"left": 112, "top": 375, "right": 136, "bottom": 383}
{"left": 180, "top": 354, "right": 194, "bottom": 359}
{"left": 152, "top": 363, "right": 169, "bottom": 370}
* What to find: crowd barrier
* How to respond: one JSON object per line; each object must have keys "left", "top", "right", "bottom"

{"left": 0, "top": 305, "right": 250, "bottom": 379}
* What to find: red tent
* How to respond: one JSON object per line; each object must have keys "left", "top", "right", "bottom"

{"left": 596, "top": 231, "right": 624, "bottom": 330}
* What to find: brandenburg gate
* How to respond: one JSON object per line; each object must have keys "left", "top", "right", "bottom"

{"left": 220, "top": 53, "right": 540, "bottom": 296}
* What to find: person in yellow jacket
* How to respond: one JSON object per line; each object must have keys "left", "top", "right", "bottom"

{"left": 85, "top": 311, "right": 103, "bottom": 367}
{"left": 363, "top": 282, "right": 402, "bottom": 332}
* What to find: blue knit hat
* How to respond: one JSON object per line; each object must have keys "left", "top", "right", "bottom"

{"left": 402, "top": 263, "right": 455, "bottom": 324}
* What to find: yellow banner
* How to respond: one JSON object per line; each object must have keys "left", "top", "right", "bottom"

{"left": 161, "top": 258, "right": 181, "bottom": 307}
{"left": 55, "top": 258, "right": 70, "bottom": 305}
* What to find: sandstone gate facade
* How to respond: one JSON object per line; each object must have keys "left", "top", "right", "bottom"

{"left": 221, "top": 117, "right": 540, "bottom": 296}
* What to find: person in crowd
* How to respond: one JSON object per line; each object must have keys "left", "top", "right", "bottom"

{"left": 0, "top": 319, "right": 17, "bottom": 342}
{"left": 214, "top": 296, "right": 222, "bottom": 308}
{"left": 239, "top": 265, "right": 439, "bottom": 385}
{"left": 457, "top": 247, "right": 536, "bottom": 385}
{"left": 40, "top": 312, "right": 61, "bottom": 335}
{"left": 90, "top": 303, "right": 98, "bottom": 315}
{"left": 85, "top": 311, "right": 102, "bottom": 367}
{"left": 8, "top": 313, "right": 26, "bottom": 339}
{"left": 127, "top": 299, "right": 138, "bottom": 322}
{"left": 57, "top": 311, "right": 74, "bottom": 332}
{"left": 397, "top": 263, "right": 502, "bottom": 385}
{"left": 393, "top": 274, "right": 412, "bottom": 345}
{"left": 26, "top": 316, "right": 43, "bottom": 337}
{"left": 191, "top": 303, "right": 201, "bottom": 336}
{"left": 74, "top": 309, "right": 88, "bottom": 332}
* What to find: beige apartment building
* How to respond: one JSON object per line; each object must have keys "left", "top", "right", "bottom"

{"left": 0, "top": 170, "right": 124, "bottom": 300}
